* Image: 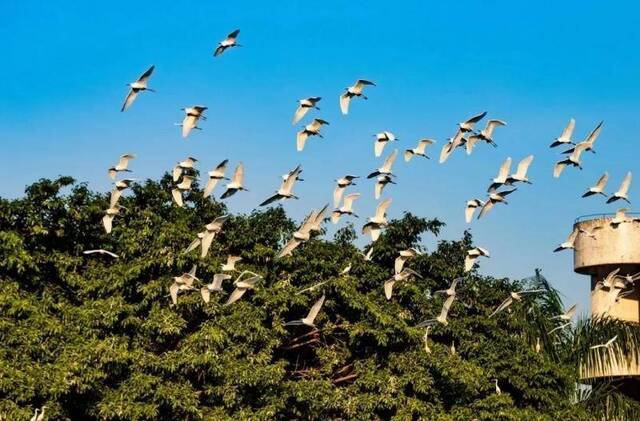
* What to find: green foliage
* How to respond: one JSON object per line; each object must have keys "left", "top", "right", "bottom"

{"left": 0, "top": 177, "right": 625, "bottom": 420}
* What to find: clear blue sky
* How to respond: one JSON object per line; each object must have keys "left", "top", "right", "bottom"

{"left": 2, "top": 1, "right": 639, "bottom": 312}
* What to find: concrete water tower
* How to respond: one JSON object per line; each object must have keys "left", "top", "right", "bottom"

{"left": 573, "top": 212, "right": 640, "bottom": 381}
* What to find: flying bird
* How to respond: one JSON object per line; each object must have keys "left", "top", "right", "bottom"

{"left": 83, "top": 249, "right": 119, "bottom": 258}
{"left": 109, "top": 178, "right": 134, "bottom": 207}
{"left": 505, "top": 155, "right": 534, "bottom": 185}
{"left": 477, "top": 189, "right": 517, "bottom": 220}
{"left": 213, "top": 29, "right": 241, "bottom": 57}
{"left": 489, "top": 289, "right": 545, "bottom": 317}
{"left": 563, "top": 121, "right": 603, "bottom": 154}
{"left": 582, "top": 172, "right": 609, "bottom": 198}
{"left": 179, "top": 106, "right": 207, "bottom": 138}
{"left": 292, "top": 97, "right": 321, "bottom": 125}
{"left": 579, "top": 226, "right": 602, "bottom": 239}
{"left": 465, "top": 199, "right": 485, "bottom": 223}
{"left": 199, "top": 215, "right": 230, "bottom": 258}
{"left": 439, "top": 130, "right": 465, "bottom": 164}
{"left": 171, "top": 175, "right": 195, "bottom": 207}
{"left": 488, "top": 157, "right": 512, "bottom": 192}
{"left": 296, "top": 119, "right": 329, "bottom": 151}
{"left": 201, "top": 274, "right": 231, "bottom": 303}
{"left": 331, "top": 193, "right": 361, "bottom": 224}
{"left": 222, "top": 255, "right": 242, "bottom": 272}
{"left": 333, "top": 175, "right": 359, "bottom": 207}
{"left": 362, "top": 198, "right": 392, "bottom": 241}
{"left": 551, "top": 303, "right": 578, "bottom": 321}
{"left": 260, "top": 165, "right": 302, "bottom": 206}
{"left": 384, "top": 268, "right": 421, "bottom": 300}
{"left": 418, "top": 294, "right": 456, "bottom": 327}
{"left": 226, "top": 272, "right": 260, "bottom": 305}
{"left": 606, "top": 172, "right": 632, "bottom": 204}
{"left": 553, "top": 142, "right": 589, "bottom": 178}
{"left": 169, "top": 265, "right": 199, "bottom": 305}
{"left": 108, "top": 154, "right": 135, "bottom": 180}
{"left": 550, "top": 118, "right": 575, "bottom": 148}
{"left": 203, "top": 159, "right": 229, "bottom": 198}
{"left": 121, "top": 65, "right": 155, "bottom": 112}
{"left": 466, "top": 119, "right": 506, "bottom": 152}
{"left": 173, "top": 156, "right": 198, "bottom": 181}
{"left": 465, "top": 247, "right": 490, "bottom": 272}
{"left": 435, "top": 277, "right": 462, "bottom": 297}
{"left": 374, "top": 131, "right": 399, "bottom": 157}
{"left": 102, "top": 204, "right": 124, "bottom": 234}
{"left": 340, "top": 79, "right": 375, "bottom": 114}
{"left": 459, "top": 111, "right": 488, "bottom": 133}
{"left": 553, "top": 228, "right": 579, "bottom": 252}
{"left": 405, "top": 139, "right": 435, "bottom": 162}
{"left": 221, "top": 163, "right": 248, "bottom": 199}
{"left": 362, "top": 247, "right": 374, "bottom": 261}
{"left": 367, "top": 149, "right": 398, "bottom": 178}
{"left": 590, "top": 335, "right": 618, "bottom": 350}
{"left": 279, "top": 205, "right": 328, "bottom": 257}
{"left": 395, "top": 248, "right": 419, "bottom": 274}
{"left": 374, "top": 174, "right": 396, "bottom": 200}
{"left": 285, "top": 295, "right": 326, "bottom": 328}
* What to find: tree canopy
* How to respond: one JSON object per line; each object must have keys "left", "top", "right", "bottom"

{"left": 1, "top": 176, "right": 638, "bottom": 420}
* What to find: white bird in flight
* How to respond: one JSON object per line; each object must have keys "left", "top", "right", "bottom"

{"left": 477, "top": 189, "right": 516, "bottom": 220}
{"left": 489, "top": 289, "right": 545, "bottom": 317}
{"left": 173, "top": 156, "right": 198, "bottom": 182}
{"left": 550, "top": 118, "right": 575, "bottom": 148}
{"left": 121, "top": 65, "right": 155, "bottom": 112}
{"left": 260, "top": 165, "right": 302, "bottom": 206}
{"left": 221, "top": 163, "right": 248, "bottom": 199}
{"left": 340, "top": 79, "right": 375, "bottom": 114}
{"left": 102, "top": 204, "right": 124, "bottom": 234}
{"left": 333, "top": 175, "right": 359, "bottom": 207}
{"left": 505, "top": 155, "right": 534, "bottom": 185}
{"left": 551, "top": 303, "right": 578, "bottom": 321}
{"left": 404, "top": 139, "right": 435, "bottom": 162}
{"left": 83, "top": 249, "right": 119, "bottom": 258}
{"left": 563, "top": 121, "right": 603, "bottom": 155}
{"left": 488, "top": 157, "right": 512, "bottom": 192}
{"left": 553, "top": 142, "right": 589, "bottom": 178}
{"left": 108, "top": 154, "right": 135, "bottom": 180}
{"left": 169, "top": 265, "right": 199, "bottom": 305}
{"left": 331, "top": 193, "right": 361, "bottom": 224}
{"left": 226, "top": 271, "right": 260, "bottom": 305}
{"left": 465, "top": 199, "right": 485, "bottom": 223}
{"left": 367, "top": 149, "right": 398, "bottom": 179}
{"left": 199, "top": 215, "right": 229, "bottom": 258}
{"left": 374, "top": 131, "right": 398, "bottom": 157}
{"left": 213, "top": 29, "right": 242, "bottom": 57}
{"left": 553, "top": 227, "right": 579, "bottom": 252}
{"left": 362, "top": 198, "right": 392, "bottom": 241}
{"left": 582, "top": 172, "right": 609, "bottom": 198}
{"left": 171, "top": 175, "right": 195, "bottom": 207}
{"left": 296, "top": 119, "right": 329, "bottom": 151}
{"left": 375, "top": 175, "right": 396, "bottom": 200}
{"left": 384, "top": 268, "right": 421, "bottom": 300}
{"left": 465, "top": 247, "right": 490, "bottom": 272}
{"left": 109, "top": 178, "right": 134, "bottom": 208}
{"left": 459, "top": 111, "right": 487, "bottom": 133}
{"left": 201, "top": 274, "right": 231, "bottom": 303}
{"left": 279, "top": 205, "right": 328, "bottom": 257}
{"left": 395, "top": 248, "right": 419, "bottom": 274}
{"left": 466, "top": 119, "right": 506, "bottom": 152}
{"left": 292, "top": 96, "right": 321, "bottom": 125}
{"left": 590, "top": 335, "right": 618, "bottom": 350}
{"left": 435, "top": 277, "right": 462, "bottom": 297}
{"left": 203, "top": 159, "right": 229, "bottom": 198}
{"left": 439, "top": 129, "right": 465, "bottom": 164}
{"left": 606, "top": 171, "right": 632, "bottom": 204}
{"left": 285, "top": 294, "right": 326, "bottom": 328}
{"left": 179, "top": 106, "right": 207, "bottom": 138}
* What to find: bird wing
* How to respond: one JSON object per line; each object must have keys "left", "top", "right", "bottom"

{"left": 594, "top": 172, "right": 609, "bottom": 191}
{"left": 564, "top": 304, "right": 577, "bottom": 319}
{"left": 464, "top": 111, "right": 488, "bottom": 125}
{"left": 440, "top": 295, "right": 456, "bottom": 320}
{"left": 374, "top": 179, "right": 386, "bottom": 200}
{"left": 203, "top": 178, "right": 219, "bottom": 198}
{"left": 394, "top": 256, "right": 406, "bottom": 274}
{"left": 102, "top": 214, "right": 114, "bottom": 234}
{"left": 305, "top": 294, "right": 326, "bottom": 324}
{"left": 490, "top": 296, "right": 514, "bottom": 317}
{"left": 282, "top": 166, "right": 301, "bottom": 193}
{"left": 182, "top": 115, "right": 198, "bottom": 138}
{"left": 184, "top": 237, "right": 201, "bottom": 254}
{"left": 169, "top": 283, "right": 179, "bottom": 305}
{"left": 375, "top": 198, "right": 392, "bottom": 220}
{"left": 259, "top": 194, "right": 282, "bottom": 207}
{"left": 497, "top": 157, "right": 512, "bottom": 181}
{"left": 292, "top": 105, "right": 308, "bottom": 125}
{"left": 381, "top": 149, "right": 398, "bottom": 172}
{"left": 374, "top": 139, "right": 386, "bottom": 157}
{"left": 514, "top": 155, "right": 534, "bottom": 179}
{"left": 179, "top": 176, "right": 195, "bottom": 190}
{"left": 172, "top": 165, "right": 183, "bottom": 182}
{"left": 201, "top": 287, "right": 211, "bottom": 303}
{"left": 333, "top": 185, "right": 345, "bottom": 208}
{"left": 404, "top": 150, "right": 414, "bottom": 162}
{"left": 227, "top": 255, "right": 242, "bottom": 266}
{"left": 384, "top": 278, "right": 395, "bottom": 300}
{"left": 121, "top": 89, "right": 138, "bottom": 112}
{"left": 171, "top": 189, "right": 184, "bottom": 207}
{"left": 109, "top": 188, "right": 123, "bottom": 208}
{"left": 553, "top": 161, "right": 567, "bottom": 178}
{"left": 342, "top": 193, "right": 360, "bottom": 210}
{"left": 278, "top": 237, "right": 301, "bottom": 258}
{"left": 213, "top": 159, "right": 229, "bottom": 175}
{"left": 232, "top": 163, "right": 244, "bottom": 185}
{"left": 417, "top": 138, "right": 434, "bottom": 153}
{"left": 484, "top": 119, "right": 507, "bottom": 137}
{"left": 225, "top": 287, "right": 246, "bottom": 305}
{"left": 227, "top": 29, "right": 240, "bottom": 39}
{"left": 200, "top": 232, "right": 215, "bottom": 258}
{"left": 618, "top": 172, "right": 632, "bottom": 196}
{"left": 465, "top": 202, "right": 477, "bottom": 223}
{"left": 584, "top": 121, "right": 604, "bottom": 146}
{"left": 212, "top": 273, "right": 231, "bottom": 289}
{"left": 138, "top": 65, "right": 155, "bottom": 83}
{"left": 566, "top": 227, "right": 579, "bottom": 245}
{"left": 464, "top": 255, "right": 476, "bottom": 272}
{"left": 561, "top": 118, "right": 575, "bottom": 140}
{"left": 355, "top": 79, "right": 375, "bottom": 88}
{"left": 339, "top": 93, "right": 351, "bottom": 115}
{"left": 296, "top": 130, "right": 308, "bottom": 151}
{"left": 477, "top": 200, "right": 494, "bottom": 220}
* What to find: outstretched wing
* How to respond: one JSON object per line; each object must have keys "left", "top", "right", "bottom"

{"left": 618, "top": 172, "right": 632, "bottom": 195}
{"left": 305, "top": 294, "right": 326, "bottom": 324}
{"left": 375, "top": 198, "right": 392, "bottom": 219}
{"left": 339, "top": 93, "right": 351, "bottom": 115}
{"left": 121, "top": 89, "right": 138, "bottom": 112}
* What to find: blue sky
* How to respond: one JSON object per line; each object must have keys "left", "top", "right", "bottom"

{"left": 1, "top": 1, "right": 639, "bottom": 312}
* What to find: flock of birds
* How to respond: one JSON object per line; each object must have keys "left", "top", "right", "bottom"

{"left": 68, "top": 28, "right": 631, "bottom": 402}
